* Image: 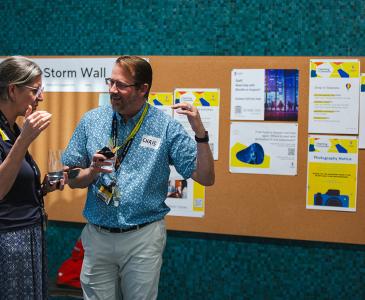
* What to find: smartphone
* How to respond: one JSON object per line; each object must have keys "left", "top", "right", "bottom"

{"left": 97, "top": 146, "right": 115, "bottom": 159}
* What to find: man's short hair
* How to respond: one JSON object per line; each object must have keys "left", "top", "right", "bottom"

{"left": 115, "top": 56, "right": 152, "bottom": 99}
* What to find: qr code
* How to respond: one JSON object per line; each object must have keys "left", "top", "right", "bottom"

{"left": 194, "top": 199, "right": 203, "bottom": 208}
{"left": 234, "top": 106, "right": 242, "bottom": 114}
{"left": 288, "top": 148, "right": 295, "bottom": 156}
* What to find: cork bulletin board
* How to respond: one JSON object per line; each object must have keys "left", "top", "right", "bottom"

{"left": 23, "top": 56, "right": 365, "bottom": 244}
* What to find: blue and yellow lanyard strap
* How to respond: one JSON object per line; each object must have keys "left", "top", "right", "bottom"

{"left": 111, "top": 103, "right": 149, "bottom": 170}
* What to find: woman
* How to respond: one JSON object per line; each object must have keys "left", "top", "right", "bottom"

{"left": 0, "top": 56, "right": 66, "bottom": 299}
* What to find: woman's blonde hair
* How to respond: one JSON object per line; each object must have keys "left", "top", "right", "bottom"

{"left": 0, "top": 56, "right": 42, "bottom": 101}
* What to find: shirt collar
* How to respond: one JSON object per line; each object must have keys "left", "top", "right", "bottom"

{"left": 115, "top": 102, "right": 147, "bottom": 126}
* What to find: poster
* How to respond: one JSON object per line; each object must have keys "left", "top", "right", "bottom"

{"left": 174, "top": 88, "right": 220, "bottom": 160}
{"left": 229, "top": 122, "right": 298, "bottom": 175}
{"left": 98, "top": 93, "right": 110, "bottom": 106}
{"left": 147, "top": 92, "right": 174, "bottom": 117}
{"left": 231, "top": 69, "right": 299, "bottom": 121}
{"left": 359, "top": 75, "right": 365, "bottom": 148}
{"left": 165, "top": 167, "right": 205, "bottom": 217}
{"left": 308, "top": 59, "right": 360, "bottom": 134}
{"left": 306, "top": 135, "right": 358, "bottom": 212}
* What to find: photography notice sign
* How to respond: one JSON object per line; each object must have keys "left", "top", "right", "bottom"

{"left": 306, "top": 135, "right": 358, "bottom": 212}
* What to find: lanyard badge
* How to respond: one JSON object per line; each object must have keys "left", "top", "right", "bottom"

{"left": 96, "top": 176, "right": 116, "bottom": 205}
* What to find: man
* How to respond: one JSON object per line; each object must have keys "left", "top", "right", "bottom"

{"left": 62, "top": 56, "right": 214, "bottom": 300}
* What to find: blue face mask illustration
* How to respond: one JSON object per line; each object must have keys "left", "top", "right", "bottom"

{"left": 236, "top": 143, "right": 264, "bottom": 165}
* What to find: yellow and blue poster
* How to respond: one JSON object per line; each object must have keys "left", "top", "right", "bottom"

{"left": 309, "top": 59, "right": 360, "bottom": 134}
{"left": 148, "top": 92, "right": 174, "bottom": 117}
{"left": 174, "top": 88, "right": 220, "bottom": 160}
{"left": 306, "top": 135, "right": 358, "bottom": 212}
{"left": 359, "top": 74, "right": 365, "bottom": 148}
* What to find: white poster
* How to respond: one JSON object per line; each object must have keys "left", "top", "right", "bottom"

{"left": 359, "top": 74, "right": 365, "bottom": 148}
{"left": 166, "top": 167, "right": 205, "bottom": 217}
{"left": 229, "top": 122, "right": 298, "bottom": 175}
{"left": 231, "top": 69, "right": 299, "bottom": 121}
{"left": 174, "top": 88, "right": 220, "bottom": 160}
{"left": 33, "top": 58, "right": 116, "bottom": 92}
{"left": 231, "top": 69, "right": 265, "bottom": 120}
{"left": 308, "top": 59, "right": 360, "bottom": 134}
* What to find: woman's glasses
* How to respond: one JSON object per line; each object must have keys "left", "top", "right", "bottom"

{"left": 23, "top": 85, "right": 45, "bottom": 98}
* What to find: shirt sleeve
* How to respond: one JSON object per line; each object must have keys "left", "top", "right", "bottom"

{"left": 167, "top": 120, "right": 197, "bottom": 179}
{"left": 62, "top": 116, "right": 90, "bottom": 168}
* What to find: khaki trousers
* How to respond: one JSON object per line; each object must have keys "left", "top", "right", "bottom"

{"left": 80, "top": 220, "right": 166, "bottom": 300}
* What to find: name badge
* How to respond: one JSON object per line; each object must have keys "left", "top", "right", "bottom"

{"left": 140, "top": 135, "right": 161, "bottom": 150}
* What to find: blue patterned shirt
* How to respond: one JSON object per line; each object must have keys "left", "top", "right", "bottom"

{"left": 62, "top": 103, "right": 197, "bottom": 228}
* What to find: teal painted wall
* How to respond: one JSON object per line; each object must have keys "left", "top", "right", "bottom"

{"left": 48, "top": 222, "right": 365, "bottom": 300}
{"left": 1, "top": 0, "right": 364, "bottom": 299}
{"left": 1, "top": 0, "right": 364, "bottom": 56}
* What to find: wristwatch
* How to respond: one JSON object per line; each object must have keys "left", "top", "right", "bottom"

{"left": 195, "top": 131, "right": 209, "bottom": 143}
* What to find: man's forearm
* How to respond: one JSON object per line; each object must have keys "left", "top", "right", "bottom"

{"left": 68, "top": 167, "right": 98, "bottom": 189}
{"left": 191, "top": 143, "right": 215, "bottom": 186}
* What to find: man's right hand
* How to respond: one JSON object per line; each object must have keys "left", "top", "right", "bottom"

{"left": 90, "top": 153, "right": 114, "bottom": 174}
{"left": 67, "top": 152, "right": 114, "bottom": 189}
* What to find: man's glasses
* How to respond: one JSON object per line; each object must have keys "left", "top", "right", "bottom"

{"left": 105, "top": 78, "right": 137, "bottom": 90}
{"left": 23, "top": 85, "right": 45, "bottom": 99}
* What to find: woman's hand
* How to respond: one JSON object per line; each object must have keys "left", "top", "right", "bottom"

{"left": 20, "top": 105, "right": 52, "bottom": 145}
{"left": 41, "top": 169, "right": 69, "bottom": 196}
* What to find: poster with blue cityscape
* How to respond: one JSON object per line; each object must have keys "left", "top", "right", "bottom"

{"left": 264, "top": 69, "right": 298, "bottom": 121}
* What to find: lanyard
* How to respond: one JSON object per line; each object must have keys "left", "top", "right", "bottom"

{"left": 111, "top": 103, "right": 149, "bottom": 170}
{"left": 0, "top": 110, "right": 16, "bottom": 143}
